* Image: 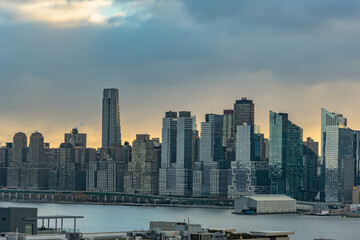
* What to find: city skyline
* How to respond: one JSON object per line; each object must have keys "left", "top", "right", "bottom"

{"left": 1, "top": 94, "right": 360, "bottom": 149}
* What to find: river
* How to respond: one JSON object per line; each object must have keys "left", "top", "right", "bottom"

{"left": 0, "top": 201, "right": 359, "bottom": 240}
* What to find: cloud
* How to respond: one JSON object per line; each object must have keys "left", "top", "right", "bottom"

{"left": 0, "top": 0, "right": 133, "bottom": 26}
{"left": 1, "top": 0, "right": 360, "bottom": 147}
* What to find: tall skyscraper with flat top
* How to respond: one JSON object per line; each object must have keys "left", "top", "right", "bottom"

{"left": 321, "top": 108, "right": 355, "bottom": 203}
{"left": 233, "top": 98, "right": 254, "bottom": 137}
{"left": 102, "top": 88, "right": 121, "bottom": 148}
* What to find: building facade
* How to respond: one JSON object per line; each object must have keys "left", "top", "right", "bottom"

{"left": 102, "top": 88, "right": 121, "bottom": 148}
{"left": 124, "top": 134, "right": 159, "bottom": 194}
{"left": 321, "top": 108, "right": 355, "bottom": 203}
{"left": 269, "top": 111, "right": 304, "bottom": 200}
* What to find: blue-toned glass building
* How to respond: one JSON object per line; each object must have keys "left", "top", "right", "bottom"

{"left": 303, "top": 137, "right": 320, "bottom": 202}
{"left": 321, "top": 108, "right": 355, "bottom": 203}
{"left": 269, "top": 111, "right": 304, "bottom": 200}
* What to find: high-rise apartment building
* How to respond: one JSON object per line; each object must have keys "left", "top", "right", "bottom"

{"left": 102, "top": 88, "right": 121, "bottom": 148}
{"left": 12, "top": 132, "right": 27, "bottom": 165}
{"left": 227, "top": 124, "right": 270, "bottom": 199}
{"left": 159, "top": 112, "right": 178, "bottom": 196}
{"left": 193, "top": 114, "right": 224, "bottom": 197}
{"left": 159, "top": 111, "right": 195, "bottom": 197}
{"left": 199, "top": 114, "right": 224, "bottom": 163}
{"left": 65, "top": 128, "right": 87, "bottom": 148}
{"left": 124, "top": 134, "right": 159, "bottom": 194}
{"left": 29, "top": 132, "right": 44, "bottom": 166}
{"left": 321, "top": 108, "right": 355, "bottom": 203}
{"left": 175, "top": 111, "right": 194, "bottom": 196}
{"left": 161, "top": 111, "right": 177, "bottom": 169}
{"left": 222, "top": 110, "right": 233, "bottom": 147}
{"left": 269, "top": 111, "right": 304, "bottom": 200}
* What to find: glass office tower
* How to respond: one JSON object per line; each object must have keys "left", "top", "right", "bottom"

{"left": 321, "top": 108, "right": 355, "bottom": 203}
{"left": 269, "top": 111, "right": 304, "bottom": 200}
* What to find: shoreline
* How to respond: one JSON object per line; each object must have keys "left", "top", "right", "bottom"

{"left": 0, "top": 199, "right": 233, "bottom": 209}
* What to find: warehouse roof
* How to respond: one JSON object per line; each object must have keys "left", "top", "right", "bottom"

{"left": 245, "top": 194, "right": 295, "bottom": 201}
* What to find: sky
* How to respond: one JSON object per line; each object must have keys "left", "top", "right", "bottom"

{"left": 1, "top": 0, "right": 360, "bottom": 148}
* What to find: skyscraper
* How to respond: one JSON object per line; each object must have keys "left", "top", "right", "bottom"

{"left": 12, "top": 132, "right": 27, "bottom": 165}
{"left": 227, "top": 124, "right": 270, "bottom": 199}
{"left": 159, "top": 111, "right": 195, "bottom": 197}
{"left": 222, "top": 110, "right": 233, "bottom": 147}
{"left": 269, "top": 111, "right": 304, "bottom": 200}
{"left": 233, "top": 98, "right": 254, "bottom": 138}
{"left": 199, "top": 114, "right": 224, "bottom": 163}
{"left": 303, "top": 137, "right": 319, "bottom": 202}
{"left": 159, "top": 111, "right": 178, "bottom": 196}
{"left": 321, "top": 108, "right": 355, "bottom": 203}
{"left": 102, "top": 88, "right": 121, "bottom": 148}
{"left": 175, "top": 111, "right": 194, "bottom": 196}
{"left": 193, "top": 114, "right": 223, "bottom": 197}
{"left": 29, "top": 132, "right": 44, "bottom": 166}
{"left": 161, "top": 111, "right": 177, "bottom": 169}
{"left": 124, "top": 134, "right": 159, "bottom": 194}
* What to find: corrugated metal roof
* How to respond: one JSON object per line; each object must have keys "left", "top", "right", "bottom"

{"left": 246, "top": 194, "right": 295, "bottom": 201}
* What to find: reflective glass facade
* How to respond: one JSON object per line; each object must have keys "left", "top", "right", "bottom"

{"left": 321, "top": 108, "right": 355, "bottom": 203}
{"left": 269, "top": 111, "right": 304, "bottom": 200}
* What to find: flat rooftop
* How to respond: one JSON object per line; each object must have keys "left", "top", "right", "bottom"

{"left": 245, "top": 194, "right": 295, "bottom": 201}
{"left": 250, "top": 230, "right": 295, "bottom": 236}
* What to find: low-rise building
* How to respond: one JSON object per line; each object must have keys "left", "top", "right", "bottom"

{"left": 0, "top": 208, "right": 37, "bottom": 235}
{"left": 234, "top": 194, "right": 296, "bottom": 214}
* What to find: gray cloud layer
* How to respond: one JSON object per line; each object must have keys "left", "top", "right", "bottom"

{"left": 1, "top": 0, "right": 360, "bottom": 146}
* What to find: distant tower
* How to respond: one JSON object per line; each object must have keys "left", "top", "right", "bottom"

{"left": 65, "top": 128, "right": 87, "bottom": 148}
{"left": 161, "top": 111, "right": 178, "bottom": 168}
{"left": 13, "top": 132, "right": 27, "bottom": 165}
{"left": 29, "top": 132, "right": 44, "bottom": 166}
{"left": 102, "top": 88, "right": 121, "bottom": 148}
{"left": 233, "top": 98, "right": 254, "bottom": 138}
{"left": 269, "top": 111, "right": 304, "bottom": 200}
{"left": 222, "top": 110, "right": 233, "bottom": 147}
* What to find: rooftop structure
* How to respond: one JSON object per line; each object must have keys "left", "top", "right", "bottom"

{"left": 234, "top": 194, "right": 296, "bottom": 214}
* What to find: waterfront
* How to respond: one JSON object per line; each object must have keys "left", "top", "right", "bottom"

{"left": 0, "top": 201, "right": 359, "bottom": 240}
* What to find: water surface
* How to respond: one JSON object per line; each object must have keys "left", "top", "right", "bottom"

{"left": 0, "top": 202, "right": 359, "bottom": 240}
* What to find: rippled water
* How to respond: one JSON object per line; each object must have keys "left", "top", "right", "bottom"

{"left": 0, "top": 201, "right": 359, "bottom": 240}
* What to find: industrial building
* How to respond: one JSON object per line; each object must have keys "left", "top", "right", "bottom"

{"left": 234, "top": 194, "right": 296, "bottom": 214}
{"left": 0, "top": 207, "right": 37, "bottom": 235}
